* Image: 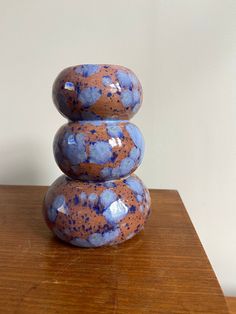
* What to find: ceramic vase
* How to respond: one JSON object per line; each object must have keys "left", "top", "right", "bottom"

{"left": 43, "top": 64, "right": 151, "bottom": 247}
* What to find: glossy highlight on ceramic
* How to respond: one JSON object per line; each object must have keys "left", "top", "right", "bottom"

{"left": 43, "top": 63, "right": 151, "bottom": 248}
{"left": 43, "top": 174, "right": 151, "bottom": 247}
{"left": 53, "top": 120, "right": 144, "bottom": 181}
{"left": 52, "top": 64, "right": 143, "bottom": 121}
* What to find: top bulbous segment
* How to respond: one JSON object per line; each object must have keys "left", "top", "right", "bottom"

{"left": 52, "top": 64, "right": 143, "bottom": 121}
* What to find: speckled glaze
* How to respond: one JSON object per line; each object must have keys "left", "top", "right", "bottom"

{"left": 43, "top": 64, "right": 151, "bottom": 247}
{"left": 52, "top": 64, "right": 142, "bottom": 121}
{"left": 43, "top": 174, "right": 151, "bottom": 247}
{"left": 53, "top": 120, "right": 144, "bottom": 181}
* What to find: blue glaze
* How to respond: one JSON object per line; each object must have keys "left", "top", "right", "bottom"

{"left": 47, "top": 205, "right": 57, "bottom": 223}
{"left": 102, "top": 228, "right": 120, "bottom": 244}
{"left": 88, "top": 233, "right": 103, "bottom": 246}
{"left": 103, "top": 181, "right": 116, "bottom": 188}
{"left": 79, "top": 192, "right": 87, "bottom": 205}
{"left": 120, "top": 89, "right": 141, "bottom": 108}
{"left": 119, "top": 157, "right": 135, "bottom": 176}
{"left": 76, "top": 133, "right": 86, "bottom": 151}
{"left": 102, "top": 75, "right": 113, "bottom": 86}
{"left": 129, "top": 147, "right": 140, "bottom": 162}
{"left": 78, "top": 87, "right": 102, "bottom": 108}
{"left": 75, "top": 64, "right": 101, "bottom": 77}
{"left": 129, "top": 73, "right": 139, "bottom": 86}
{"left": 116, "top": 70, "right": 133, "bottom": 89}
{"left": 88, "top": 193, "right": 98, "bottom": 206}
{"left": 70, "top": 237, "right": 91, "bottom": 247}
{"left": 100, "top": 167, "right": 112, "bottom": 178}
{"left": 99, "top": 189, "right": 117, "bottom": 208}
{"left": 106, "top": 125, "right": 123, "bottom": 138}
{"left": 125, "top": 124, "right": 144, "bottom": 151}
{"left": 111, "top": 167, "right": 121, "bottom": 178}
{"left": 102, "top": 156, "right": 138, "bottom": 181}
{"left": 89, "top": 141, "right": 112, "bottom": 164}
{"left": 47, "top": 195, "right": 67, "bottom": 223}
{"left": 103, "top": 199, "right": 129, "bottom": 223}
{"left": 132, "top": 102, "right": 141, "bottom": 113}
{"left": 88, "top": 228, "right": 120, "bottom": 246}
{"left": 137, "top": 194, "right": 142, "bottom": 202}
{"left": 52, "top": 194, "right": 65, "bottom": 209}
{"left": 106, "top": 120, "right": 127, "bottom": 124}
{"left": 62, "top": 132, "right": 87, "bottom": 165}
{"left": 132, "top": 89, "right": 140, "bottom": 105}
{"left": 120, "top": 90, "right": 133, "bottom": 107}
{"left": 124, "top": 176, "right": 144, "bottom": 195}
{"left": 80, "top": 120, "right": 103, "bottom": 126}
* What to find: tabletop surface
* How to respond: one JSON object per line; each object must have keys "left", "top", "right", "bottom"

{"left": 0, "top": 186, "right": 229, "bottom": 314}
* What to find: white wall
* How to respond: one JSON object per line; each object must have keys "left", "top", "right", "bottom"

{"left": 0, "top": 0, "right": 235, "bottom": 295}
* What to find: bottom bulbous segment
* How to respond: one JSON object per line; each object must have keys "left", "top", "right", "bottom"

{"left": 43, "top": 174, "right": 151, "bottom": 247}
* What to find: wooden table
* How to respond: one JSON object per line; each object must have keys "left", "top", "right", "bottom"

{"left": 0, "top": 186, "right": 229, "bottom": 314}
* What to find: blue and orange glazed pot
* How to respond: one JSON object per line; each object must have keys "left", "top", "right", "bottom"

{"left": 43, "top": 64, "right": 151, "bottom": 247}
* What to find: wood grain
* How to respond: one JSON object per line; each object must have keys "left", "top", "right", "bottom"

{"left": 0, "top": 186, "right": 229, "bottom": 313}
{"left": 226, "top": 297, "right": 236, "bottom": 313}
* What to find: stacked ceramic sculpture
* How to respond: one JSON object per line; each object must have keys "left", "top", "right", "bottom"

{"left": 43, "top": 64, "right": 151, "bottom": 247}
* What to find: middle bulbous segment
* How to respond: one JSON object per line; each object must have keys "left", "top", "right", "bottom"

{"left": 53, "top": 120, "right": 144, "bottom": 181}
